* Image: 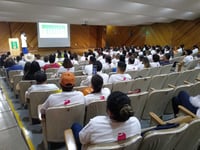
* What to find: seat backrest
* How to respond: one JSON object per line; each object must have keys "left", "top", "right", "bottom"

{"left": 128, "top": 92, "right": 148, "bottom": 120}
{"left": 8, "top": 70, "right": 22, "bottom": 88}
{"left": 188, "top": 68, "right": 200, "bottom": 83}
{"left": 19, "top": 80, "right": 36, "bottom": 104}
{"left": 125, "top": 70, "right": 138, "bottom": 79}
{"left": 87, "top": 135, "right": 142, "bottom": 150}
{"left": 176, "top": 70, "right": 192, "bottom": 86}
{"left": 163, "top": 72, "right": 180, "bottom": 88}
{"left": 112, "top": 80, "right": 132, "bottom": 94}
{"left": 84, "top": 100, "right": 107, "bottom": 125}
{"left": 131, "top": 77, "right": 151, "bottom": 92}
{"left": 160, "top": 64, "right": 173, "bottom": 74}
{"left": 103, "top": 83, "right": 113, "bottom": 91}
{"left": 174, "top": 119, "right": 200, "bottom": 150}
{"left": 45, "top": 103, "right": 85, "bottom": 142}
{"left": 45, "top": 68, "right": 59, "bottom": 74}
{"left": 149, "top": 74, "right": 168, "bottom": 89}
{"left": 139, "top": 123, "right": 188, "bottom": 150}
{"left": 185, "top": 59, "right": 199, "bottom": 70}
{"left": 75, "top": 75, "right": 87, "bottom": 86}
{"left": 136, "top": 68, "right": 150, "bottom": 78}
{"left": 13, "top": 74, "right": 23, "bottom": 96}
{"left": 190, "top": 82, "right": 200, "bottom": 96}
{"left": 29, "top": 90, "right": 57, "bottom": 120}
{"left": 74, "top": 70, "right": 84, "bottom": 76}
{"left": 141, "top": 88, "right": 174, "bottom": 120}
{"left": 46, "top": 78, "right": 60, "bottom": 88}
{"left": 148, "top": 67, "right": 161, "bottom": 76}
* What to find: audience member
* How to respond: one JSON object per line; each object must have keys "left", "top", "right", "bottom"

{"left": 83, "top": 56, "right": 96, "bottom": 75}
{"left": 43, "top": 54, "right": 60, "bottom": 71}
{"left": 84, "top": 74, "right": 110, "bottom": 105}
{"left": 23, "top": 61, "right": 41, "bottom": 80}
{"left": 160, "top": 53, "right": 171, "bottom": 66}
{"left": 172, "top": 91, "right": 200, "bottom": 117}
{"left": 81, "top": 61, "right": 109, "bottom": 86}
{"left": 74, "top": 91, "right": 141, "bottom": 149}
{"left": 57, "top": 58, "right": 74, "bottom": 76}
{"left": 108, "top": 61, "right": 132, "bottom": 84}
{"left": 40, "top": 72, "right": 85, "bottom": 114}
{"left": 25, "top": 71, "right": 59, "bottom": 100}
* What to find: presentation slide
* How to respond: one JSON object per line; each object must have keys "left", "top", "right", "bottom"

{"left": 37, "top": 22, "right": 70, "bottom": 47}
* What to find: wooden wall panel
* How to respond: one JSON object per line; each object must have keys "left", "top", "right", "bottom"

{"left": 171, "top": 19, "right": 200, "bottom": 49}
{"left": 106, "top": 25, "right": 145, "bottom": 47}
{"left": 144, "top": 23, "right": 173, "bottom": 46}
{"left": 0, "top": 22, "right": 12, "bottom": 52}
{"left": 0, "top": 19, "right": 200, "bottom": 55}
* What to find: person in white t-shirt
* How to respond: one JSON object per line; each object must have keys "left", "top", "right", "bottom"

{"left": 20, "top": 32, "right": 28, "bottom": 54}
{"left": 80, "top": 61, "right": 109, "bottom": 86}
{"left": 84, "top": 74, "right": 110, "bottom": 105}
{"left": 108, "top": 61, "right": 132, "bottom": 84}
{"left": 172, "top": 90, "right": 200, "bottom": 118}
{"left": 178, "top": 49, "right": 193, "bottom": 71}
{"left": 83, "top": 56, "right": 96, "bottom": 75}
{"left": 25, "top": 71, "right": 59, "bottom": 100}
{"left": 75, "top": 91, "right": 141, "bottom": 149}
{"left": 150, "top": 54, "right": 160, "bottom": 68}
{"left": 40, "top": 72, "right": 85, "bottom": 114}
{"left": 57, "top": 58, "right": 75, "bottom": 76}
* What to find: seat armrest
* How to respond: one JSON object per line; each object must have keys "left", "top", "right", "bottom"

{"left": 64, "top": 129, "right": 77, "bottom": 150}
{"left": 149, "top": 112, "right": 165, "bottom": 125}
{"left": 178, "top": 105, "right": 197, "bottom": 118}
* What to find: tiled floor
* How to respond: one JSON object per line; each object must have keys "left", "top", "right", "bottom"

{"left": 0, "top": 78, "right": 66, "bottom": 150}
{"left": 0, "top": 78, "right": 29, "bottom": 150}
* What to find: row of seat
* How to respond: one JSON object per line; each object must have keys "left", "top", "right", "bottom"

{"left": 66, "top": 105, "right": 200, "bottom": 150}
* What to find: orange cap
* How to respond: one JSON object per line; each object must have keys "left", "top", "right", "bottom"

{"left": 60, "top": 72, "right": 75, "bottom": 87}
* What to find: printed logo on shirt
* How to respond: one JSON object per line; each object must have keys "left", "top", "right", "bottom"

{"left": 100, "top": 95, "right": 105, "bottom": 100}
{"left": 123, "top": 77, "right": 126, "bottom": 80}
{"left": 117, "top": 132, "right": 126, "bottom": 141}
{"left": 64, "top": 100, "right": 70, "bottom": 105}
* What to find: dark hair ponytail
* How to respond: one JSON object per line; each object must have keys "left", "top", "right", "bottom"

{"left": 107, "top": 91, "right": 134, "bottom": 122}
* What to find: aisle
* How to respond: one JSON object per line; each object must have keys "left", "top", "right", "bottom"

{"left": 0, "top": 77, "right": 66, "bottom": 150}
{"left": 0, "top": 78, "right": 29, "bottom": 150}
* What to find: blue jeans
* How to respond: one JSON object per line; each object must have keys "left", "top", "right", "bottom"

{"left": 71, "top": 123, "right": 83, "bottom": 150}
{"left": 172, "top": 91, "right": 198, "bottom": 115}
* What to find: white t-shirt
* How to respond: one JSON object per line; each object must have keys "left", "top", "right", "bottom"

{"left": 57, "top": 66, "right": 75, "bottom": 75}
{"left": 108, "top": 73, "right": 132, "bottom": 84}
{"left": 25, "top": 84, "right": 59, "bottom": 100}
{"left": 84, "top": 88, "right": 111, "bottom": 105}
{"left": 183, "top": 55, "right": 193, "bottom": 66}
{"left": 36, "top": 59, "right": 46, "bottom": 67}
{"left": 40, "top": 90, "right": 85, "bottom": 114}
{"left": 80, "top": 72, "right": 109, "bottom": 86}
{"left": 83, "top": 64, "right": 93, "bottom": 75}
{"left": 79, "top": 116, "right": 141, "bottom": 145}
{"left": 189, "top": 95, "right": 200, "bottom": 117}
{"left": 150, "top": 62, "right": 160, "bottom": 68}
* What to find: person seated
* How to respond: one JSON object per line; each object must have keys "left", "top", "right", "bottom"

{"left": 5, "top": 57, "right": 23, "bottom": 74}
{"left": 84, "top": 74, "right": 110, "bottom": 105}
{"left": 40, "top": 72, "right": 85, "bottom": 115}
{"left": 25, "top": 71, "right": 59, "bottom": 100}
{"left": 43, "top": 54, "right": 60, "bottom": 71}
{"left": 35, "top": 54, "right": 45, "bottom": 67}
{"left": 80, "top": 61, "right": 109, "bottom": 86}
{"left": 23, "top": 61, "right": 41, "bottom": 80}
{"left": 57, "top": 58, "right": 74, "bottom": 76}
{"left": 178, "top": 49, "right": 193, "bottom": 71}
{"left": 172, "top": 90, "right": 200, "bottom": 118}
{"left": 108, "top": 61, "right": 132, "bottom": 84}
{"left": 150, "top": 54, "right": 160, "bottom": 68}
{"left": 137, "top": 57, "right": 151, "bottom": 70}
{"left": 83, "top": 56, "right": 96, "bottom": 75}
{"left": 160, "top": 53, "right": 171, "bottom": 66}
{"left": 72, "top": 91, "right": 141, "bottom": 150}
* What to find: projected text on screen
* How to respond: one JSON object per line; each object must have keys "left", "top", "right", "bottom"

{"left": 39, "top": 23, "right": 68, "bottom": 38}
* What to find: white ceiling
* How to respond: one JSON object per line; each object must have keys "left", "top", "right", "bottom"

{"left": 0, "top": 0, "right": 199, "bottom": 26}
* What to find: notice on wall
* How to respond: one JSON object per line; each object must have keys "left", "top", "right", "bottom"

{"left": 8, "top": 38, "right": 20, "bottom": 56}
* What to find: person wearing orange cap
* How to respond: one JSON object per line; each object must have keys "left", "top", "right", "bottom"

{"left": 40, "top": 72, "right": 85, "bottom": 114}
